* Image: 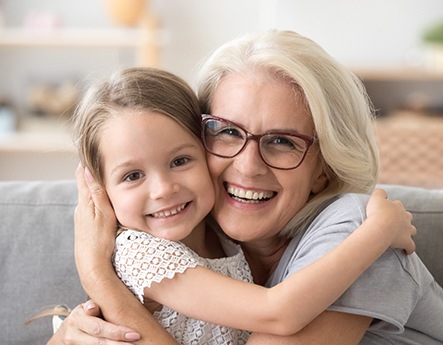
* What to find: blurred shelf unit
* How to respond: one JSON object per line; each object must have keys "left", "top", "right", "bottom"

{"left": 0, "top": 22, "right": 163, "bottom": 180}
{"left": 0, "top": 24, "right": 160, "bottom": 66}
{"left": 353, "top": 67, "right": 443, "bottom": 116}
{"left": 0, "top": 131, "right": 74, "bottom": 153}
{"left": 354, "top": 67, "right": 443, "bottom": 81}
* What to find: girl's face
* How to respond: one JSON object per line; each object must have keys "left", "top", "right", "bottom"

{"left": 100, "top": 111, "right": 214, "bottom": 242}
{"left": 207, "top": 72, "right": 327, "bottom": 244}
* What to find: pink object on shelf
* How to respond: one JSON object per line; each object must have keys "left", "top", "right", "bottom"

{"left": 24, "top": 11, "right": 61, "bottom": 30}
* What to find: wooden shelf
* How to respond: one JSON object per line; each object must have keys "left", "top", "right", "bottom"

{"left": 0, "top": 27, "right": 151, "bottom": 48}
{"left": 0, "top": 20, "right": 161, "bottom": 66}
{"left": 353, "top": 67, "right": 443, "bottom": 81}
{"left": 0, "top": 132, "right": 74, "bottom": 153}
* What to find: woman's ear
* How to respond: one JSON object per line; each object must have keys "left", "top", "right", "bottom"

{"left": 311, "top": 169, "right": 329, "bottom": 195}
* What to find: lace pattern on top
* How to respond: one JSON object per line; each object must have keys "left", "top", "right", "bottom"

{"left": 113, "top": 229, "right": 252, "bottom": 345}
{"left": 114, "top": 230, "right": 199, "bottom": 302}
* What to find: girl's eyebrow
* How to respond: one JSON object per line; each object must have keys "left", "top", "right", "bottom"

{"left": 169, "top": 142, "right": 202, "bottom": 153}
{"left": 109, "top": 142, "right": 202, "bottom": 177}
{"left": 109, "top": 160, "right": 138, "bottom": 178}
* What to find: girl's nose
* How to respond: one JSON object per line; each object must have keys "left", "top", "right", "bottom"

{"left": 148, "top": 173, "right": 180, "bottom": 200}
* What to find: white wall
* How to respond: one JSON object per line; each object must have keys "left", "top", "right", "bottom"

{"left": 153, "top": 0, "right": 443, "bottom": 82}
{"left": 1, "top": 0, "right": 442, "bottom": 180}
{"left": 3, "top": 0, "right": 442, "bottom": 86}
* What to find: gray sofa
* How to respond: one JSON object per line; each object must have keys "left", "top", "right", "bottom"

{"left": 1, "top": 180, "right": 442, "bottom": 345}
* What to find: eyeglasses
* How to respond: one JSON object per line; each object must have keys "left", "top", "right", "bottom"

{"left": 201, "top": 114, "right": 318, "bottom": 170}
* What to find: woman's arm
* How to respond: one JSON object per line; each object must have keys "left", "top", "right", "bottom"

{"left": 72, "top": 164, "right": 178, "bottom": 345}
{"left": 145, "top": 189, "right": 415, "bottom": 335}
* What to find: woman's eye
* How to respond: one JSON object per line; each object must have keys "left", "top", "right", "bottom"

{"left": 266, "top": 136, "right": 304, "bottom": 152}
{"left": 172, "top": 157, "right": 190, "bottom": 167}
{"left": 273, "top": 137, "right": 295, "bottom": 147}
{"left": 219, "top": 127, "right": 243, "bottom": 138}
{"left": 124, "top": 172, "right": 143, "bottom": 182}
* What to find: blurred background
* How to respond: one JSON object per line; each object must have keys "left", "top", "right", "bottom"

{"left": 0, "top": 0, "right": 442, "bottom": 186}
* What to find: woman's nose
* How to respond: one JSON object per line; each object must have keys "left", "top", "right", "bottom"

{"left": 148, "top": 173, "right": 180, "bottom": 200}
{"left": 232, "top": 140, "right": 268, "bottom": 177}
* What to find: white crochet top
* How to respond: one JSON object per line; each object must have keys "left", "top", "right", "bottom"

{"left": 113, "top": 229, "right": 252, "bottom": 345}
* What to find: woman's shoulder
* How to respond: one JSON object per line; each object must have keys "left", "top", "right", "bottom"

{"left": 311, "top": 192, "right": 370, "bottom": 227}
{"left": 329, "top": 192, "right": 370, "bottom": 209}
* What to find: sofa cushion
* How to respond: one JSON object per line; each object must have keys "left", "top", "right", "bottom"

{"left": 380, "top": 184, "right": 443, "bottom": 286}
{"left": 1, "top": 180, "right": 442, "bottom": 345}
{"left": 0, "top": 180, "right": 85, "bottom": 345}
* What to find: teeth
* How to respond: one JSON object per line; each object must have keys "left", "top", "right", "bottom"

{"left": 151, "top": 203, "right": 186, "bottom": 218}
{"left": 227, "top": 185, "right": 274, "bottom": 201}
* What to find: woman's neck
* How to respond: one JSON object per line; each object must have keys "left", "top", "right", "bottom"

{"left": 241, "top": 237, "right": 290, "bottom": 286}
{"left": 181, "top": 220, "right": 225, "bottom": 259}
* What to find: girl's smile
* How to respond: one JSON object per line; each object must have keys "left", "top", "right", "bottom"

{"left": 99, "top": 110, "right": 215, "bottom": 243}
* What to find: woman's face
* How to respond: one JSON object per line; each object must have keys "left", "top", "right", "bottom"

{"left": 207, "top": 72, "right": 327, "bottom": 244}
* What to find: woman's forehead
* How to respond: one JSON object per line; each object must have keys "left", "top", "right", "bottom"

{"left": 210, "top": 73, "right": 313, "bottom": 134}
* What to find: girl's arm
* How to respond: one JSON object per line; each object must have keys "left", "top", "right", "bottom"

{"left": 145, "top": 189, "right": 416, "bottom": 336}
{"left": 245, "top": 310, "right": 373, "bottom": 345}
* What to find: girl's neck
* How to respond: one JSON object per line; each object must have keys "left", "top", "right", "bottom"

{"left": 241, "top": 237, "right": 290, "bottom": 286}
{"left": 181, "top": 220, "right": 225, "bottom": 259}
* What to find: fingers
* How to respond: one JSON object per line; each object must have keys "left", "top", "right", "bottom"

{"left": 83, "top": 300, "right": 102, "bottom": 317}
{"left": 372, "top": 188, "right": 388, "bottom": 199}
{"left": 75, "top": 162, "right": 90, "bottom": 203}
{"left": 77, "top": 303, "right": 140, "bottom": 342}
{"left": 75, "top": 163, "right": 114, "bottom": 222}
{"left": 404, "top": 227, "right": 417, "bottom": 255}
{"left": 83, "top": 166, "right": 115, "bottom": 221}
{"left": 60, "top": 302, "right": 140, "bottom": 344}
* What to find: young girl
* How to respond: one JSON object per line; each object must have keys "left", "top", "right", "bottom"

{"left": 72, "top": 67, "right": 415, "bottom": 344}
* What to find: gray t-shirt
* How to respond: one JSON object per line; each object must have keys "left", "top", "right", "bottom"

{"left": 267, "top": 193, "right": 443, "bottom": 344}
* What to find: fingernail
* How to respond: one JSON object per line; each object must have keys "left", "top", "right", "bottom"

{"left": 85, "top": 303, "right": 96, "bottom": 310}
{"left": 84, "top": 167, "right": 94, "bottom": 182}
{"left": 125, "top": 332, "right": 141, "bottom": 341}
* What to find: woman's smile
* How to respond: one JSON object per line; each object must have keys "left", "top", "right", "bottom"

{"left": 225, "top": 183, "right": 276, "bottom": 203}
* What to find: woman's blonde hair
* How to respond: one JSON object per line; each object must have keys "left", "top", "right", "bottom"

{"left": 72, "top": 67, "right": 201, "bottom": 185}
{"left": 196, "top": 30, "right": 379, "bottom": 237}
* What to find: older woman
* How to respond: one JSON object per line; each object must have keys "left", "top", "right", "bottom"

{"left": 50, "top": 30, "right": 442, "bottom": 345}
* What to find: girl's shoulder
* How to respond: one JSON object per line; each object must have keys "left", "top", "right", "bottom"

{"left": 115, "top": 229, "right": 200, "bottom": 269}
{"left": 114, "top": 229, "right": 200, "bottom": 296}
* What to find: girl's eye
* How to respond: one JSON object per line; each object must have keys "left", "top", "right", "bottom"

{"left": 172, "top": 157, "right": 190, "bottom": 167}
{"left": 123, "top": 172, "right": 143, "bottom": 182}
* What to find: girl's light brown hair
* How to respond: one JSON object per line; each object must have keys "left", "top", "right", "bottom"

{"left": 72, "top": 67, "right": 201, "bottom": 185}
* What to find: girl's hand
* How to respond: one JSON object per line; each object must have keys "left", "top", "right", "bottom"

{"left": 48, "top": 300, "right": 140, "bottom": 345}
{"left": 366, "top": 189, "right": 417, "bottom": 255}
{"left": 74, "top": 164, "right": 118, "bottom": 286}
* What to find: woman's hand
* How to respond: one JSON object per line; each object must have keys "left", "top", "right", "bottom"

{"left": 366, "top": 189, "right": 417, "bottom": 255}
{"left": 48, "top": 300, "right": 140, "bottom": 345}
{"left": 74, "top": 164, "right": 118, "bottom": 287}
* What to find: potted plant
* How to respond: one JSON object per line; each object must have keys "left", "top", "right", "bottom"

{"left": 422, "top": 20, "right": 443, "bottom": 71}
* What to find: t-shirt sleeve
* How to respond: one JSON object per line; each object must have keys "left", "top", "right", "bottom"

{"left": 113, "top": 230, "right": 199, "bottom": 303}
{"left": 281, "top": 194, "right": 431, "bottom": 334}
